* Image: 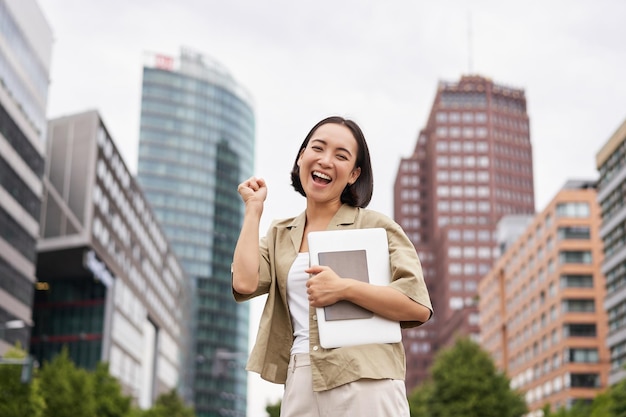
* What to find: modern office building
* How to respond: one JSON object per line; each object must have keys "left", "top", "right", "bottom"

{"left": 32, "top": 110, "right": 189, "bottom": 407}
{"left": 393, "top": 75, "right": 536, "bottom": 390}
{"left": 596, "top": 117, "right": 626, "bottom": 385}
{"left": 137, "top": 48, "right": 255, "bottom": 417}
{"left": 0, "top": 0, "right": 52, "bottom": 353}
{"left": 479, "top": 180, "right": 609, "bottom": 415}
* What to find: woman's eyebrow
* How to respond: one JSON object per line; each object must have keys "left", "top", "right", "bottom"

{"left": 310, "top": 138, "right": 353, "bottom": 157}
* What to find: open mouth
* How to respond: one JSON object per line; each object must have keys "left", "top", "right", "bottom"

{"left": 312, "top": 171, "right": 331, "bottom": 184}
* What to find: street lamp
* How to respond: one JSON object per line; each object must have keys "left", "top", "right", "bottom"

{"left": 0, "top": 319, "right": 35, "bottom": 383}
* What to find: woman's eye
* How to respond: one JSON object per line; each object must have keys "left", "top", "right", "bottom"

{"left": 312, "top": 146, "right": 323, "bottom": 151}
{"left": 337, "top": 154, "right": 348, "bottom": 160}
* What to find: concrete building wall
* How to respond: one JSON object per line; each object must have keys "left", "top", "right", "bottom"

{"left": 480, "top": 181, "right": 610, "bottom": 414}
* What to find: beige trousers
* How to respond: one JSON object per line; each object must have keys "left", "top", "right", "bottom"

{"left": 280, "top": 353, "right": 410, "bottom": 417}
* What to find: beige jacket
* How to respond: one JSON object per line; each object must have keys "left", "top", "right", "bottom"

{"left": 233, "top": 204, "right": 433, "bottom": 391}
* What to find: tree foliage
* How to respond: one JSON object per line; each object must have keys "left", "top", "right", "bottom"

{"left": 39, "top": 346, "right": 97, "bottom": 417}
{"left": 1, "top": 344, "right": 197, "bottom": 417}
{"left": 265, "top": 399, "right": 281, "bottom": 417}
{"left": 140, "top": 388, "right": 195, "bottom": 417}
{"left": 0, "top": 344, "right": 45, "bottom": 417}
{"left": 93, "top": 362, "right": 132, "bottom": 417}
{"left": 409, "top": 337, "right": 527, "bottom": 417}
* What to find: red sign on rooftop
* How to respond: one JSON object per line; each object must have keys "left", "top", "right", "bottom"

{"left": 154, "top": 54, "right": 174, "bottom": 71}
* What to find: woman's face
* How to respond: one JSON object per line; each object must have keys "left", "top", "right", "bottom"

{"left": 297, "top": 123, "right": 361, "bottom": 205}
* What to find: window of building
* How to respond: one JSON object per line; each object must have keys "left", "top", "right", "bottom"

{"left": 562, "top": 299, "right": 595, "bottom": 313}
{"left": 557, "top": 226, "right": 591, "bottom": 240}
{"left": 450, "top": 297, "right": 464, "bottom": 309}
{"left": 449, "top": 229, "right": 461, "bottom": 240}
{"left": 464, "top": 263, "right": 476, "bottom": 274}
{"left": 475, "top": 112, "right": 487, "bottom": 123}
{"left": 450, "top": 127, "right": 461, "bottom": 137}
{"left": 449, "top": 112, "right": 461, "bottom": 122}
{"left": 463, "top": 142, "right": 475, "bottom": 152}
{"left": 449, "top": 246, "right": 462, "bottom": 258}
{"left": 560, "top": 274, "right": 594, "bottom": 288}
{"left": 449, "top": 263, "right": 462, "bottom": 274}
{"left": 563, "top": 323, "right": 596, "bottom": 338}
{"left": 436, "top": 112, "right": 448, "bottom": 122}
{"left": 462, "top": 127, "right": 474, "bottom": 138}
{"left": 556, "top": 202, "right": 590, "bottom": 218}
{"left": 568, "top": 349, "right": 599, "bottom": 363}
{"left": 569, "top": 373, "right": 599, "bottom": 388}
{"left": 451, "top": 201, "right": 463, "bottom": 212}
{"left": 559, "top": 250, "right": 592, "bottom": 264}
{"left": 450, "top": 141, "right": 462, "bottom": 152}
{"left": 450, "top": 280, "right": 462, "bottom": 291}
{"left": 476, "top": 141, "right": 488, "bottom": 152}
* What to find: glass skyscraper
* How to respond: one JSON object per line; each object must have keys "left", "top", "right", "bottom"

{"left": 137, "top": 48, "right": 255, "bottom": 417}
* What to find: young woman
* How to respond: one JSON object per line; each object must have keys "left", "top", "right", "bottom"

{"left": 232, "top": 116, "right": 432, "bottom": 416}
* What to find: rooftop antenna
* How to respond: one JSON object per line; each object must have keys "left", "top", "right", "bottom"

{"left": 467, "top": 10, "right": 474, "bottom": 74}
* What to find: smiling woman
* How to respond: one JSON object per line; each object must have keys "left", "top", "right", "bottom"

{"left": 231, "top": 116, "right": 432, "bottom": 417}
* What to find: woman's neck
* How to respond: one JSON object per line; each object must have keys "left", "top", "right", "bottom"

{"left": 304, "top": 200, "right": 342, "bottom": 232}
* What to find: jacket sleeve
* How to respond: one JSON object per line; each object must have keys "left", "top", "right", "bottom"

{"left": 384, "top": 218, "right": 433, "bottom": 328}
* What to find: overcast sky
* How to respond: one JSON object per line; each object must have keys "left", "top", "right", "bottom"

{"left": 37, "top": 1, "right": 626, "bottom": 415}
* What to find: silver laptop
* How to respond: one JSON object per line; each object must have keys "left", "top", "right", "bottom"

{"left": 307, "top": 228, "right": 402, "bottom": 348}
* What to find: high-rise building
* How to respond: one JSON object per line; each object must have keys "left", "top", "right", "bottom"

{"left": 33, "top": 110, "right": 189, "bottom": 407}
{"left": 596, "top": 117, "right": 626, "bottom": 385}
{"left": 137, "top": 48, "right": 255, "bottom": 417}
{"left": 0, "top": 0, "right": 52, "bottom": 353}
{"left": 479, "top": 180, "right": 609, "bottom": 415}
{"left": 394, "top": 75, "right": 535, "bottom": 389}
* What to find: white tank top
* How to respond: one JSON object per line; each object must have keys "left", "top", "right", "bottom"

{"left": 287, "top": 252, "right": 310, "bottom": 354}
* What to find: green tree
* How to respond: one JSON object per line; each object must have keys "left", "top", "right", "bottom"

{"left": 142, "top": 388, "right": 195, "bottom": 417}
{"left": 408, "top": 381, "right": 433, "bottom": 417}
{"left": 0, "top": 344, "right": 45, "bottom": 417}
{"left": 427, "top": 337, "right": 527, "bottom": 417}
{"left": 93, "top": 362, "right": 132, "bottom": 417}
{"left": 39, "top": 346, "right": 96, "bottom": 417}
{"left": 266, "top": 399, "right": 281, "bottom": 417}
{"left": 609, "top": 377, "right": 626, "bottom": 417}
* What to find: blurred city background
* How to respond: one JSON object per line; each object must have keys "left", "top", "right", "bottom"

{"left": 1, "top": 1, "right": 626, "bottom": 417}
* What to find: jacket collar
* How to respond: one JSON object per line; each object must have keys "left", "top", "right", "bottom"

{"left": 285, "top": 204, "right": 360, "bottom": 253}
{"left": 285, "top": 204, "right": 359, "bottom": 230}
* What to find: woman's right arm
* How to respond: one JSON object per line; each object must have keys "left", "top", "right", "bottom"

{"left": 232, "top": 177, "right": 267, "bottom": 295}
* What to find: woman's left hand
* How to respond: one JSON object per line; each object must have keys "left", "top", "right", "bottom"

{"left": 305, "top": 266, "right": 350, "bottom": 307}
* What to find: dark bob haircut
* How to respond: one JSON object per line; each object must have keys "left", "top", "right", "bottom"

{"left": 290, "top": 116, "right": 373, "bottom": 208}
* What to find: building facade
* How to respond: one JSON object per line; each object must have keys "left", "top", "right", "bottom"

{"left": 479, "top": 180, "right": 609, "bottom": 414}
{"left": 137, "top": 48, "right": 255, "bottom": 417}
{"left": 596, "top": 117, "right": 626, "bottom": 385}
{"left": 0, "top": 0, "right": 52, "bottom": 353}
{"left": 393, "top": 75, "right": 536, "bottom": 389}
{"left": 32, "top": 110, "right": 189, "bottom": 407}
